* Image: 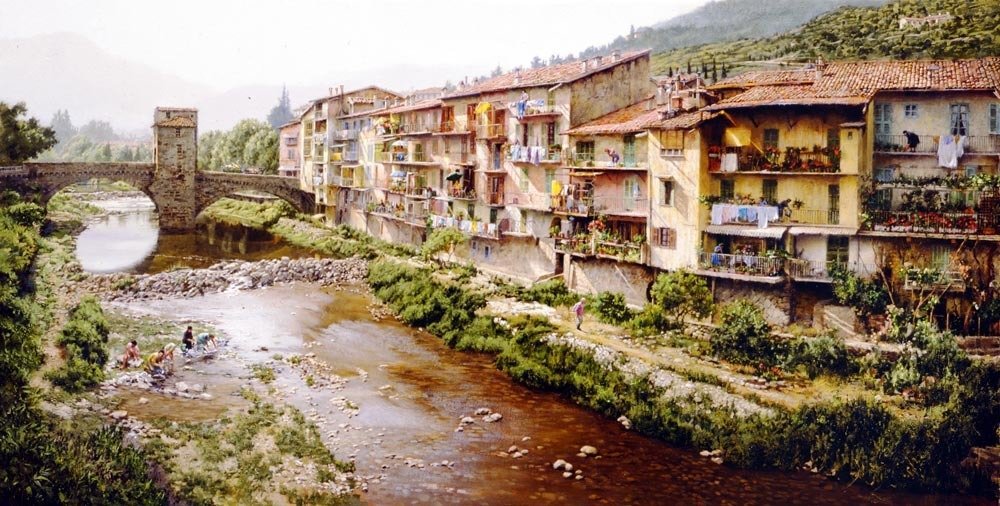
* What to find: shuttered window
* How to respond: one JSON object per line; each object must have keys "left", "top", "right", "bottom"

{"left": 656, "top": 227, "right": 676, "bottom": 249}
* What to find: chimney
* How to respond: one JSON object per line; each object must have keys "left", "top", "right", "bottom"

{"left": 329, "top": 87, "right": 334, "bottom": 96}
{"left": 814, "top": 57, "right": 827, "bottom": 80}
{"left": 612, "top": 50, "right": 621, "bottom": 62}
{"left": 581, "top": 60, "right": 588, "bottom": 72}
{"left": 594, "top": 56, "right": 603, "bottom": 66}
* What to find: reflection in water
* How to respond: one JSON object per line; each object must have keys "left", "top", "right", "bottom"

{"left": 74, "top": 197, "right": 314, "bottom": 274}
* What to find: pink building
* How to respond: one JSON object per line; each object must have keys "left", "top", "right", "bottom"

{"left": 278, "top": 120, "right": 301, "bottom": 177}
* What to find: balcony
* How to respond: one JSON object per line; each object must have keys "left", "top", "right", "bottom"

{"left": 330, "top": 129, "right": 358, "bottom": 141}
{"left": 595, "top": 240, "right": 647, "bottom": 264}
{"left": 507, "top": 146, "right": 561, "bottom": 164}
{"left": 505, "top": 192, "right": 551, "bottom": 210}
{"left": 708, "top": 146, "right": 840, "bottom": 174}
{"left": 709, "top": 203, "right": 838, "bottom": 227}
{"left": 428, "top": 215, "right": 500, "bottom": 239}
{"left": 553, "top": 195, "right": 649, "bottom": 217}
{"left": 874, "top": 134, "right": 1000, "bottom": 155}
{"left": 398, "top": 123, "right": 434, "bottom": 136}
{"left": 484, "top": 192, "right": 505, "bottom": 206}
{"left": 555, "top": 236, "right": 596, "bottom": 257}
{"left": 343, "top": 150, "right": 359, "bottom": 162}
{"left": 435, "top": 120, "right": 471, "bottom": 134}
{"left": 867, "top": 209, "right": 981, "bottom": 235}
{"left": 439, "top": 188, "right": 477, "bottom": 201}
{"left": 564, "top": 151, "right": 647, "bottom": 170}
{"left": 696, "top": 251, "right": 785, "bottom": 283}
{"left": 518, "top": 103, "right": 561, "bottom": 120}
{"left": 377, "top": 151, "right": 437, "bottom": 165}
{"left": 903, "top": 267, "right": 965, "bottom": 292}
{"left": 475, "top": 123, "right": 507, "bottom": 139}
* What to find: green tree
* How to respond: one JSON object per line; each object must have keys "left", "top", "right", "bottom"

{"left": 421, "top": 227, "right": 468, "bottom": 264}
{"left": 242, "top": 128, "right": 279, "bottom": 173}
{"left": 217, "top": 119, "right": 273, "bottom": 171}
{"left": 49, "top": 109, "right": 77, "bottom": 146}
{"left": 77, "top": 120, "right": 116, "bottom": 143}
{"left": 649, "top": 269, "right": 714, "bottom": 328}
{"left": 266, "top": 85, "right": 294, "bottom": 130}
{"left": 0, "top": 102, "right": 57, "bottom": 164}
{"left": 711, "top": 300, "right": 786, "bottom": 367}
{"left": 114, "top": 145, "right": 133, "bottom": 162}
{"left": 197, "top": 130, "right": 225, "bottom": 170}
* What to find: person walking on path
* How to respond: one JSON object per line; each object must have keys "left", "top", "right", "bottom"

{"left": 572, "top": 298, "right": 586, "bottom": 331}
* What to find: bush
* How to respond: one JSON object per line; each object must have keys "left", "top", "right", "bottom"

{"left": 628, "top": 304, "right": 672, "bottom": 336}
{"left": 649, "top": 270, "right": 714, "bottom": 328}
{"left": 831, "top": 267, "right": 889, "bottom": 329}
{"left": 594, "top": 292, "right": 635, "bottom": 325}
{"left": 517, "top": 278, "right": 579, "bottom": 307}
{"left": 785, "top": 332, "right": 855, "bottom": 379}
{"left": 421, "top": 227, "right": 467, "bottom": 263}
{"left": 47, "top": 295, "right": 110, "bottom": 391}
{"left": 711, "top": 300, "right": 787, "bottom": 367}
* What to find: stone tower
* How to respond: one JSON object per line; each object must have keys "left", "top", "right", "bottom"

{"left": 150, "top": 107, "right": 198, "bottom": 232}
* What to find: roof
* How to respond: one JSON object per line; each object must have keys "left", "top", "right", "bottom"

{"left": 155, "top": 116, "right": 196, "bottom": 128}
{"left": 564, "top": 100, "right": 657, "bottom": 136}
{"left": 312, "top": 85, "right": 402, "bottom": 103}
{"left": 707, "top": 58, "right": 1000, "bottom": 110}
{"left": 278, "top": 119, "right": 301, "bottom": 129}
{"left": 446, "top": 50, "right": 650, "bottom": 98}
{"left": 337, "top": 106, "right": 390, "bottom": 120}
{"left": 373, "top": 99, "right": 442, "bottom": 115}
{"left": 564, "top": 99, "right": 720, "bottom": 136}
{"left": 708, "top": 69, "right": 816, "bottom": 90}
{"left": 705, "top": 85, "right": 870, "bottom": 110}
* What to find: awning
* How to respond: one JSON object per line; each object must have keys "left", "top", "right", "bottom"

{"left": 789, "top": 226, "right": 858, "bottom": 236}
{"left": 570, "top": 171, "right": 603, "bottom": 177}
{"left": 329, "top": 143, "right": 346, "bottom": 148}
{"left": 475, "top": 102, "right": 492, "bottom": 114}
{"left": 391, "top": 140, "right": 408, "bottom": 147}
{"left": 706, "top": 224, "right": 787, "bottom": 239}
{"left": 390, "top": 170, "right": 406, "bottom": 178}
{"left": 723, "top": 127, "right": 751, "bottom": 147}
{"left": 446, "top": 171, "right": 463, "bottom": 181}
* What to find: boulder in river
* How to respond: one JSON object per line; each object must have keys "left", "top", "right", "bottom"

{"left": 580, "top": 445, "right": 598, "bottom": 457}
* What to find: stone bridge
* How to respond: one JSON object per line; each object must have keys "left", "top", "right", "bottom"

{"left": 0, "top": 107, "right": 314, "bottom": 231}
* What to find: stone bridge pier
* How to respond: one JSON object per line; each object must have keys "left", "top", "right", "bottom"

{"left": 1, "top": 107, "right": 314, "bottom": 232}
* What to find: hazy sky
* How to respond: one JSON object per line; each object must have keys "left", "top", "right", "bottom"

{"left": 0, "top": 0, "right": 709, "bottom": 91}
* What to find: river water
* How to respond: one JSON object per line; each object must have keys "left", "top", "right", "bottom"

{"left": 76, "top": 197, "right": 988, "bottom": 505}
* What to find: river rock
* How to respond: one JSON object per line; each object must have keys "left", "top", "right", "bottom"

{"left": 138, "top": 397, "right": 149, "bottom": 405}
{"left": 617, "top": 415, "right": 632, "bottom": 430}
{"left": 482, "top": 412, "right": 502, "bottom": 423}
{"left": 552, "top": 459, "right": 567, "bottom": 470}
{"left": 110, "top": 410, "right": 128, "bottom": 420}
{"left": 175, "top": 382, "right": 189, "bottom": 392}
{"left": 474, "top": 407, "right": 491, "bottom": 415}
{"left": 580, "top": 445, "right": 597, "bottom": 456}
{"left": 460, "top": 416, "right": 475, "bottom": 425}
{"left": 562, "top": 471, "right": 573, "bottom": 478}
{"left": 189, "top": 383, "right": 204, "bottom": 393}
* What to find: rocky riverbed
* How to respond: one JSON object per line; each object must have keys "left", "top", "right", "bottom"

{"left": 83, "top": 257, "right": 367, "bottom": 302}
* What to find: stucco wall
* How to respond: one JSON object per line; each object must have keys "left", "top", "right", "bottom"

{"left": 709, "top": 278, "right": 791, "bottom": 326}
{"left": 569, "top": 57, "right": 652, "bottom": 127}
{"left": 565, "top": 257, "right": 653, "bottom": 306}
{"left": 648, "top": 128, "right": 705, "bottom": 270}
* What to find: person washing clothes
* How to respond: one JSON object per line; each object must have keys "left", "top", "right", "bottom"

{"left": 902, "top": 130, "right": 920, "bottom": 151}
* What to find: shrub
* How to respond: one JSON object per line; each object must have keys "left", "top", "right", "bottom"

{"left": 594, "top": 291, "right": 635, "bottom": 325}
{"left": 649, "top": 270, "right": 714, "bottom": 328}
{"left": 47, "top": 295, "right": 110, "bottom": 391}
{"left": 421, "top": 227, "right": 467, "bottom": 264}
{"left": 711, "top": 300, "right": 787, "bottom": 367}
{"left": 785, "top": 332, "right": 855, "bottom": 379}
{"left": 831, "top": 267, "right": 889, "bottom": 329}
{"left": 518, "top": 278, "right": 579, "bottom": 307}
{"left": 628, "top": 304, "right": 672, "bottom": 336}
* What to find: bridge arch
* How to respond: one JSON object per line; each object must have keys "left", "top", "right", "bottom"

{"left": 20, "top": 162, "right": 165, "bottom": 210}
{"left": 194, "top": 172, "right": 315, "bottom": 217}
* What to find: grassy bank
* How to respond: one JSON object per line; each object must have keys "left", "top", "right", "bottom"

{"left": 0, "top": 190, "right": 167, "bottom": 503}
{"left": 366, "top": 258, "right": 998, "bottom": 493}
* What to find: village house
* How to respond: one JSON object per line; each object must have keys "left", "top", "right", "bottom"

{"left": 277, "top": 120, "right": 301, "bottom": 178}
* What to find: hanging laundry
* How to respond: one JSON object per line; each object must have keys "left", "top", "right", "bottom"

{"left": 475, "top": 102, "right": 492, "bottom": 115}
{"left": 515, "top": 91, "right": 529, "bottom": 119}
{"left": 937, "top": 134, "right": 960, "bottom": 169}
{"left": 721, "top": 153, "right": 738, "bottom": 172}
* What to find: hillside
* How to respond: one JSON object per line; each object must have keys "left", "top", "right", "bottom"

{"left": 649, "top": 0, "right": 1000, "bottom": 76}
{"left": 577, "top": 0, "right": 886, "bottom": 60}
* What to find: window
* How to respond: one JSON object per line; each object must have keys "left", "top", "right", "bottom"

{"left": 520, "top": 124, "right": 528, "bottom": 146}
{"left": 656, "top": 227, "right": 676, "bottom": 249}
{"left": 575, "top": 141, "right": 595, "bottom": 163}
{"left": 826, "top": 236, "right": 849, "bottom": 265}
{"left": 545, "top": 169, "right": 555, "bottom": 193}
{"left": 489, "top": 208, "right": 498, "bottom": 224}
{"left": 965, "top": 165, "right": 979, "bottom": 177}
{"left": 930, "top": 245, "right": 951, "bottom": 270}
{"left": 950, "top": 103, "right": 969, "bottom": 136}
{"left": 174, "top": 128, "right": 181, "bottom": 137}
{"left": 762, "top": 179, "right": 777, "bottom": 203}
{"left": 660, "top": 179, "right": 674, "bottom": 206}
{"left": 546, "top": 122, "right": 556, "bottom": 147}
{"left": 874, "top": 103, "right": 892, "bottom": 136}
{"left": 875, "top": 167, "right": 895, "bottom": 183}
{"left": 990, "top": 104, "right": 999, "bottom": 134}
{"left": 624, "top": 176, "right": 641, "bottom": 210}
{"left": 623, "top": 134, "right": 636, "bottom": 166}
{"left": 520, "top": 167, "right": 529, "bottom": 193}
{"left": 720, "top": 180, "right": 735, "bottom": 200}
{"left": 763, "top": 129, "right": 779, "bottom": 149}
{"left": 827, "top": 128, "right": 840, "bottom": 149}
{"left": 467, "top": 203, "right": 476, "bottom": 220}
{"left": 660, "top": 130, "right": 684, "bottom": 156}
{"left": 873, "top": 188, "right": 892, "bottom": 210}
{"left": 904, "top": 104, "right": 919, "bottom": 118}
{"left": 828, "top": 184, "right": 840, "bottom": 225}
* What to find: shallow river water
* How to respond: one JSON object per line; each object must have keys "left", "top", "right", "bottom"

{"left": 77, "top": 198, "right": 988, "bottom": 505}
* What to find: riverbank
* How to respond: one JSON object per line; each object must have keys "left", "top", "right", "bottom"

{"left": 19, "top": 191, "right": 363, "bottom": 503}
{"left": 195, "top": 197, "right": 999, "bottom": 499}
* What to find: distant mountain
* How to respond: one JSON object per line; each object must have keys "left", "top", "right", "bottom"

{"left": 0, "top": 33, "right": 484, "bottom": 134}
{"left": 0, "top": 33, "right": 212, "bottom": 133}
{"left": 649, "top": 0, "right": 1000, "bottom": 76}
{"left": 576, "top": 0, "right": 886, "bottom": 60}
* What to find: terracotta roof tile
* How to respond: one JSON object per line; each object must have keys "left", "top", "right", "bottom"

{"left": 705, "top": 85, "right": 871, "bottom": 110}
{"left": 374, "top": 99, "right": 442, "bottom": 115}
{"left": 708, "top": 70, "right": 816, "bottom": 90}
{"left": 155, "top": 116, "right": 196, "bottom": 128}
{"left": 565, "top": 100, "right": 719, "bottom": 135}
{"left": 447, "top": 50, "right": 650, "bottom": 98}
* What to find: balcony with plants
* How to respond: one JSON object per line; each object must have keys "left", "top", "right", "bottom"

{"left": 874, "top": 133, "right": 1000, "bottom": 155}
{"left": 435, "top": 119, "right": 471, "bottom": 134}
{"left": 708, "top": 145, "right": 840, "bottom": 174}
{"left": 564, "top": 149, "right": 647, "bottom": 170}
{"left": 863, "top": 174, "right": 1000, "bottom": 235}
{"left": 552, "top": 217, "right": 646, "bottom": 264}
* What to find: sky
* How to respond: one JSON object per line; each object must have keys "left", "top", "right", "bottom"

{"left": 0, "top": 0, "right": 710, "bottom": 91}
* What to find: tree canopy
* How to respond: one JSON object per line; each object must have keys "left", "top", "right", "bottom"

{"left": 266, "top": 86, "right": 294, "bottom": 130}
{"left": 0, "top": 102, "right": 57, "bottom": 164}
{"left": 198, "top": 119, "right": 279, "bottom": 174}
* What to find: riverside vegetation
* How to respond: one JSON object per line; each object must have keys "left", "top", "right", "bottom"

{"left": 191, "top": 197, "right": 998, "bottom": 495}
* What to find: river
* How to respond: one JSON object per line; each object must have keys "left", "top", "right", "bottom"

{"left": 76, "top": 196, "right": 988, "bottom": 505}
